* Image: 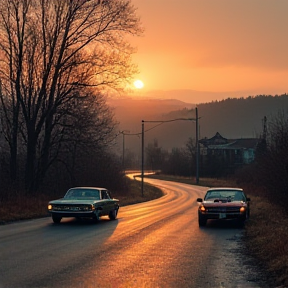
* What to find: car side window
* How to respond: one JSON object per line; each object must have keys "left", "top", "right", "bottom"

{"left": 101, "top": 190, "right": 109, "bottom": 199}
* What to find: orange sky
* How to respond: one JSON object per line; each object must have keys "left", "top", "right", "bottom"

{"left": 129, "top": 0, "right": 288, "bottom": 103}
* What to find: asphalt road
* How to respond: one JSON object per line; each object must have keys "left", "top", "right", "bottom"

{"left": 0, "top": 178, "right": 271, "bottom": 288}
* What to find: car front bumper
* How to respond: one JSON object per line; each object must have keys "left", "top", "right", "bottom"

{"left": 199, "top": 211, "right": 246, "bottom": 220}
{"left": 49, "top": 211, "right": 97, "bottom": 218}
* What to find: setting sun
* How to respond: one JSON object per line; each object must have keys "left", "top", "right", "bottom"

{"left": 130, "top": 1, "right": 288, "bottom": 102}
{"left": 133, "top": 79, "right": 144, "bottom": 89}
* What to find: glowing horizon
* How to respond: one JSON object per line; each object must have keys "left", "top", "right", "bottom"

{"left": 129, "top": 0, "right": 288, "bottom": 102}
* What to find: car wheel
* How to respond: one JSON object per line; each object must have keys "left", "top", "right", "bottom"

{"left": 240, "top": 210, "right": 249, "bottom": 222}
{"left": 52, "top": 215, "right": 62, "bottom": 224}
{"left": 198, "top": 214, "right": 207, "bottom": 227}
{"left": 109, "top": 208, "right": 118, "bottom": 220}
{"left": 92, "top": 211, "right": 100, "bottom": 223}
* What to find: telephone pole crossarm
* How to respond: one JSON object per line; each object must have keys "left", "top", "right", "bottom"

{"left": 141, "top": 110, "right": 200, "bottom": 196}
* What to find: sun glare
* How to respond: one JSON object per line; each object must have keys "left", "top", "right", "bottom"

{"left": 133, "top": 79, "right": 144, "bottom": 89}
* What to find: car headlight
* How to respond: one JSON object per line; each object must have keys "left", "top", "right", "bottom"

{"left": 240, "top": 207, "right": 246, "bottom": 213}
{"left": 200, "top": 205, "right": 206, "bottom": 212}
{"left": 85, "top": 205, "right": 94, "bottom": 211}
{"left": 48, "top": 204, "right": 53, "bottom": 210}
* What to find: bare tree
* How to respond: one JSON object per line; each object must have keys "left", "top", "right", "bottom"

{"left": 0, "top": 0, "right": 142, "bottom": 192}
{"left": 53, "top": 89, "right": 118, "bottom": 186}
{"left": 260, "top": 111, "right": 288, "bottom": 202}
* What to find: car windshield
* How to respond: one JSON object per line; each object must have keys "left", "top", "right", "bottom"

{"left": 64, "top": 189, "right": 100, "bottom": 200}
{"left": 204, "top": 190, "right": 244, "bottom": 202}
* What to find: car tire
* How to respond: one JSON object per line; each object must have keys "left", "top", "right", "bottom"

{"left": 240, "top": 209, "right": 249, "bottom": 222}
{"left": 92, "top": 211, "right": 100, "bottom": 223}
{"left": 109, "top": 208, "right": 118, "bottom": 220}
{"left": 52, "top": 215, "right": 62, "bottom": 224}
{"left": 198, "top": 214, "right": 207, "bottom": 227}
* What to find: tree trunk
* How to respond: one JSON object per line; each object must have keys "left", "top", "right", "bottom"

{"left": 10, "top": 89, "right": 21, "bottom": 182}
{"left": 25, "top": 125, "right": 37, "bottom": 193}
{"left": 39, "top": 114, "right": 53, "bottom": 185}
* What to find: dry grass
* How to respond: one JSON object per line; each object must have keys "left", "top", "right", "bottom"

{"left": 244, "top": 194, "right": 288, "bottom": 286}
{"left": 0, "top": 194, "right": 52, "bottom": 223}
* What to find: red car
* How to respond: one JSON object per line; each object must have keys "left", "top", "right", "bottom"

{"left": 197, "top": 187, "right": 250, "bottom": 227}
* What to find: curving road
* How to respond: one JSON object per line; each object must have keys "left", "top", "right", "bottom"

{"left": 0, "top": 178, "right": 269, "bottom": 288}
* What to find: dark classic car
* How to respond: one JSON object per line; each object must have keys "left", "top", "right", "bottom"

{"left": 48, "top": 187, "right": 119, "bottom": 223}
{"left": 197, "top": 187, "right": 250, "bottom": 227}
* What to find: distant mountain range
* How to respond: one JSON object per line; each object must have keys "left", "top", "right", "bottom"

{"left": 143, "top": 89, "right": 262, "bottom": 104}
{"left": 108, "top": 97, "right": 195, "bottom": 132}
{"left": 125, "top": 88, "right": 287, "bottom": 104}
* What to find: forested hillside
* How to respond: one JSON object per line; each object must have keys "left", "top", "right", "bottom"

{"left": 111, "top": 94, "right": 288, "bottom": 154}
{"left": 195, "top": 94, "right": 288, "bottom": 138}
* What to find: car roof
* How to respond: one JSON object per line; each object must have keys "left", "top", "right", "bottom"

{"left": 206, "top": 187, "right": 243, "bottom": 192}
{"left": 68, "top": 187, "right": 107, "bottom": 191}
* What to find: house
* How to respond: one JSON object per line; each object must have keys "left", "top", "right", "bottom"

{"left": 199, "top": 132, "right": 260, "bottom": 166}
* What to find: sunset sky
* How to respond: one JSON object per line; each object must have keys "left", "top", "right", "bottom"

{"left": 129, "top": 0, "right": 288, "bottom": 103}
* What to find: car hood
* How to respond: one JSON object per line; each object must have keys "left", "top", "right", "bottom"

{"left": 49, "top": 199, "right": 103, "bottom": 205}
{"left": 202, "top": 201, "right": 247, "bottom": 207}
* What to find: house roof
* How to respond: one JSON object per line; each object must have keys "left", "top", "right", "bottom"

{"left": 227, "top": 138, "right": 259, "bottom": 149}
{"left": 199, "top": 132, "right": 259, "bottom": 150}
{"left": 199, "top": 132, "right": 227, "bottom": 146}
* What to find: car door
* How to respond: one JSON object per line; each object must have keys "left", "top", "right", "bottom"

{"left": 100, "top": 190, "right": 110, "bottom": 215}
{"left": 103, "top": 190, "right": 116, "bottom": 214}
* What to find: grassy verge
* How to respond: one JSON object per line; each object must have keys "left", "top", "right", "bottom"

{"left": 243, "top": 194, "right": 288, "bottom": 286}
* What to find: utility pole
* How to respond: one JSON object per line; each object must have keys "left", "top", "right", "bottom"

{"left": 196, "top": 107, "right": 199, "bottom": 184}
{"left": 141, "top": 120, "right": 144, "bottom": 197}
{"left": 122, "top": 133, "right": 125, "bottom": 169}
{"left": 119, "top": 130, "right": 130, "bottom": 172}
{"left": 141, "top": 113, "right": 200, "bottom": 196}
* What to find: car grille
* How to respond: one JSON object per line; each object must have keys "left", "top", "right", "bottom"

{"left": 206, "top": 207, "right": 241, "bottom": 213}
{"left": 52, "top": 204, "right": 93, "bottom": 212}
